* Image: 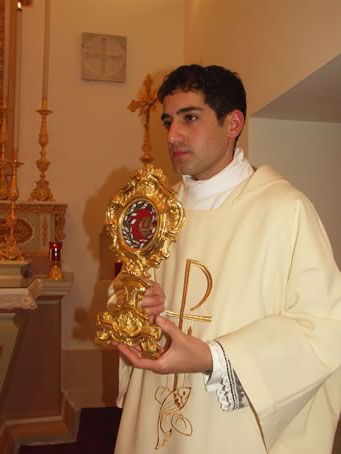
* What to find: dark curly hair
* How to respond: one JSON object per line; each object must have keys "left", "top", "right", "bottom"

{"left": 157, "top": 64, "right": 247, "bottom": 124}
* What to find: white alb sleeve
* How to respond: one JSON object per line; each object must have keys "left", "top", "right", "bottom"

{"left": 204, "top": 340, "right": 249, "bottom": 411}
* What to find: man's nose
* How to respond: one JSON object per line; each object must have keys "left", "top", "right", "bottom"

{"left": 167, "top": 121, "right": 183, "bottom": 144}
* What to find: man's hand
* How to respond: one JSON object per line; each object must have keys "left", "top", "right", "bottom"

{"left": 116, "top": 315, "right": 213, "bottom": 375}
{"left": 141, "top": 280, "right": 166, "bottom": 324}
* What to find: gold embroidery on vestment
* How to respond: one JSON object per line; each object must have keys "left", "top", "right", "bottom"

{"left": 189, "top": 260, "right": 213, "bottom": 311}
{"left": 154, "top": 385, "right": 192, "bottom": 450}
{"left": 154, "top": 259, "right": 213, "bottom": 449}
{"left": 164, "top": 310, "right": 212, "bottom": 323}
{"left": 166, "top": 259, "right": 213, "bottom": 328}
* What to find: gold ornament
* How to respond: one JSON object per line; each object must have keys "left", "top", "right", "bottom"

{"left": 0, "top": 152, "right": 25, "bottom": 261}
{"left": 0, "top": 98, "right": 10, "bottom": 200}
{"left": 28, "top": 98, "right": 54, "bottom": 202}
{"left": 96, "top": 75, "right": 185, "bottom": 359}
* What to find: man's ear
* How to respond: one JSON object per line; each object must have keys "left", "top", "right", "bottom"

{"left": 226, "top": 110, "right": 245, "bottom": 139}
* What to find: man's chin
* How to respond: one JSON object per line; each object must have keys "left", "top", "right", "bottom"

{"left": 172, "top": 163, "right": 191, "bottom": 176}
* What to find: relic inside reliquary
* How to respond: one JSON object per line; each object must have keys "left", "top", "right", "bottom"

{"left": 95, "top": 75, "right": 185, "bottom": 359}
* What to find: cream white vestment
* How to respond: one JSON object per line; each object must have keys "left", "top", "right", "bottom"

{"left": 113, "top": 165, "right": 341, "bottom": 454}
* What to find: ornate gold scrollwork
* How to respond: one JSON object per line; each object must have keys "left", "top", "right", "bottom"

{"left": 96, "top": 74, "right": 185, "bottom": 358}
{"left": 96, "top": 163, "right": 185, "bottom": 359}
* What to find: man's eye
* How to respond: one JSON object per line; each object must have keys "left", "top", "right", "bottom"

{"left": 184, "top": 114, "right": 197, "bottom": 123}
{"left": 162, "top": 120, "right": 171, "bottom": 130}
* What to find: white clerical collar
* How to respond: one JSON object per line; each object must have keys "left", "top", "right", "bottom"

{"left": 179, "top": 147, "right": 254, "bottom": 210}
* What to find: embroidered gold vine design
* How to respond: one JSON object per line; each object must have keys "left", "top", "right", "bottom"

{"left": 154, "top": 259, "right": 213, "bottom": 449}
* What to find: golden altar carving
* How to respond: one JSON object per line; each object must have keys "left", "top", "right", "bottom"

{"left": 0, "top": 201, "right": 67, "bottom": 257}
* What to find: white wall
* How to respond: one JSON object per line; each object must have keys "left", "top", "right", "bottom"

{"left": 249, "top": 118, "right": 341, "bottom": 267}
{"left": 185, "top": 0, "right": 341, "bottom": 151}
{"left": 19, "top": 0, "right": 185, "bottom": 349}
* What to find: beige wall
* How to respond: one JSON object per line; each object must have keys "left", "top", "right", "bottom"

{"left": 249, "top": 118, "right": 341, "bottom": 267}
{"left": 185, "top": 0, "right": 341, "bottom": 118}
{"left": 62, "top": 348, "right": 119, "bottom": 408}
{"left": 18, "top": 0, "right": 185, "bottom": 350}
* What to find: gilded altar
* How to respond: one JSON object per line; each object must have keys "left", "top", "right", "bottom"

{"left": 0, "top": 200, "right": 66, "bottom": 259}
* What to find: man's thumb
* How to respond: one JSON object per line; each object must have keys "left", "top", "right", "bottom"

{"left": 155, "top": 315, "right": 178, "bottom": 337}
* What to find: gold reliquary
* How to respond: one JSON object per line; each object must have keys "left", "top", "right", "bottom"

{"left": 95, "top": 75, "right": 185, "bottom": 359}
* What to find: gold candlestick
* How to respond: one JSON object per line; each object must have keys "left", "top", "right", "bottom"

{"left": 0, "top": 97, "right": 10, "bottom": 200}
{"left": 28, "top": 97, "right": 54, "bottom": 201}
{"left": 0, "top": 154, "right": 24, "bottom": 261}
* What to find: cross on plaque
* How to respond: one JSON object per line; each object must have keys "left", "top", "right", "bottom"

{"left": 81, "top": 33, "right": 126, "bottom": 82}
{"left": 128, "top": 75, "right": 158, "bottom": 164}
{"left": 97, "top": 36, "right": 123, "bottom": 75}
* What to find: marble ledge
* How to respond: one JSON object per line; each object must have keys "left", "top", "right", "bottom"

{"left": 37, "top": 271, "right": 74, "bottom": 298}
{"left": 0, "top": 272, "right": 74, "bottom": 311}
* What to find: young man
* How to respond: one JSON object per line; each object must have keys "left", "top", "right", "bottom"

{"left": 112, "top": 65, "right": 341, "bottom": 453}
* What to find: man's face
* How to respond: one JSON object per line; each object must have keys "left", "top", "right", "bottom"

{"left": 161, "top": 91, "right": 235, "bottom": 180}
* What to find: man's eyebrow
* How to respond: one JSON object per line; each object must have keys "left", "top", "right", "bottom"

{"left": 177, "top": 106, "right": 204, "bottom": 114}
{"left": 161, "top": 106, "right": 204, "bottom": 121}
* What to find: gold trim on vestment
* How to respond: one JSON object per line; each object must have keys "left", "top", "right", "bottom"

{"left": 164, "top": 310, "right": 212, "bottom": 323}
{"left": 155, "top": 259, "right": 213, "bottom": 449}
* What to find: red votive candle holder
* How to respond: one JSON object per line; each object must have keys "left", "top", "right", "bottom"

{"left": 48, "top": 241, "right": 64, "bottom": 279}
{"left": 50, "top": 241, "right": 63, "bottom": 262}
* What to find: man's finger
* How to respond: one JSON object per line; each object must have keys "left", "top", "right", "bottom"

{"left": 117, "top": 343, "right": 159, "bottom": 370}
{"left": 141, "top": 297, "right": 164, "bottom": 308}
{"left": 155, "top": 315, "right": 180, "bottom": 338}
{"left": 143, "top": 304, "right": 165, "bottom": 315}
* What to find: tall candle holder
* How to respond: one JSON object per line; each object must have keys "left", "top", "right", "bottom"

{"left": 48, "top": 241, "right": 63, "bottom": 280}
{"left": 0, "top": 153, "right": 25, "bottom": 261}
{"left": 28, "top": 98, "right": 54, "bottom": 201}
{"left": 0, "top": 97, "right": 10, "bottom": 200}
